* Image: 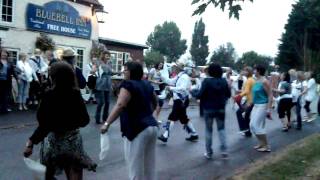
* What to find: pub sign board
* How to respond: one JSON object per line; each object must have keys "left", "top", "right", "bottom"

{"left": 26, "top": 1, "right": 92, "bottom": 39}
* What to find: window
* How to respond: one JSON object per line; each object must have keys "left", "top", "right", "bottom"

{"left": 2, "top": 0, "right": 13, "bottom": 22}
{"left": 7, "top": 50, "right": 17, "bottom": 64}
{"left": 76, "top": 49, "right": 84, "bottom": 69}
{"left": 117, "top": 53, "right": 123, "bottom": 59}
{"left": 110, "top": 51, "right": 126, "bottom": 72}
{"left": 124, "top": 53, "right": 130, "bottom": 63}
{"left": 110, "top": 52, "right": 118, "bottom": 72}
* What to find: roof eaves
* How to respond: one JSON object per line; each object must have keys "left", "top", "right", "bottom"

{"left": 99, "top": 37, "right": 149, "bottom": 49}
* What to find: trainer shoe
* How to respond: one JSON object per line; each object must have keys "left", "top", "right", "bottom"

{"left": 185, "top": 135, "right": 199, "bottom": 141}
{"left": 244, "top": 131, "right": 252, "bottom": 137}
{"left": 221, "top": 152, "right": 229, "bottom": 159}
{"left": 306, "top": 117, "right": 316, "bottom": 122}
{"left": 158, "top": 135, "right": 168, "bottom": 143}
{"left": 204, "top": 152, "right": 212, "bottom": 159}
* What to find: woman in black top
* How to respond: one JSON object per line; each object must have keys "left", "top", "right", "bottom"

{"left": 101, "top": 61, "right": 158, "bottom": 180}
{"left": 23, "top": 62, "right": 96, "bottom": 180}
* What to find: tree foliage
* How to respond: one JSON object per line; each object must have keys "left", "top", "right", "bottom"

{"left": 236, "top": 51, "right": 273, "bottom": 71}
{"left": 144, "top": 50, "right": 164, "bottom": 68}
{"left": 276, "top": 0, "right": 320, "bottom": 72}
{"left": 146, "top": 21, "right": 187, "bottom": 63}
{"left": 191, "top": 0, "right": 253, "bottom": 19}
{"left": 190, "top": 18, "right": 209, "bottom": 66}
{"left": 210, "top": 42, "right": 236, "bottom": 68}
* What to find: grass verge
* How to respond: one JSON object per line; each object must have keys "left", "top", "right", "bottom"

{"left": 232, "top": 133, "right": 320, "bottom": 180}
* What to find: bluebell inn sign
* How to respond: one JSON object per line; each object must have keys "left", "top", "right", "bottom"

{"left": 26, "top": 1, "right": 92, "bottom": 39}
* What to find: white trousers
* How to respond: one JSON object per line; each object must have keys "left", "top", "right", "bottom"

{"left": 124, "top": 126, "right": 158, "bottom": 180}
{"left": 250, "top": 104, "right": 268, "bottom": 135}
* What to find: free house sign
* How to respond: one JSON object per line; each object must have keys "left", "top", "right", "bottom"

{"left": 26, "top": 1, "right": 92, "bottom": 39}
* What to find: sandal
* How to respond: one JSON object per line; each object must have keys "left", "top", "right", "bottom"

{"left": 256, "top": 146, "right": 271, "bottom": 152}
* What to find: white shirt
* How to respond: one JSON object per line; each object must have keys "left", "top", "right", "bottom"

{"left": 162, "top": 71, "right": 191, "bottom": 100}
{"left": 291, "top": 80, "right": 306, "bottom": 102}
{"left": 305, "top": 78, "right": 317, "bottom": 101}
{"left": 17, "top": 60, "right": 37, "bottom": 82}
{"left": 149, "top": 68, "right": 161, "bottom": 91}
{"left": 84, "top": 62, "right": 98, "bottom": 81}
{"left": 29, "top": 56, "right": 48, "bottom": 74}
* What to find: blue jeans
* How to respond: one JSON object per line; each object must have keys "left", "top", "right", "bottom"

{"left": 18, "top": 80, "right": 30, "bottom": 104}
{"left": 204, "top": 109, "right": 227, "bottom": 154}
{"left": 95, "top": 90, "right": 110, "bottom": 123}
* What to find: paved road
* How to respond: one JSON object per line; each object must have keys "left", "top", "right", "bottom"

{"left": 0, "top": 102, "right": 319, "bottom": 180}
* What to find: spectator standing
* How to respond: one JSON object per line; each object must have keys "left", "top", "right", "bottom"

{"left": 45, "top": 50, "right": 58, "bottom": 67}
{"left": 95, "top": 51, "right": 114, "bottom": 124}
{"left": 61, "top": 48, "right": 86, "bottom": 89}
{"left": 16, "top": 53, "right": 38, "bottom": 110}
{"left": 28, "top": 49, "right": 48, "bottom": 105}
{"left": 0, "top": 49, "right": 17, "bottom": 114}
{"left": 85, "top": 57, "right": 98, "bottom": 104}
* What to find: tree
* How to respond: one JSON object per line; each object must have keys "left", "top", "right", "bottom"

{"left": 144, "top": 50, "right": 164, "bottom": 68}
{"left": 190, "top": 18, "right": 209, "bottom": 66}
{"left": 210, "top": 42, "right": 236, "bottom": 68}
{"left": 276, "top": 0, "right": 320, "bottom": 73}
{"left": 146, "top": 21, "right": 187, "bottom": 62}
{"left": 236, "top": 51, "right": 273, "bottom": 71}
{"left": 191, "top": 0, "right": 253, "bottom": 19}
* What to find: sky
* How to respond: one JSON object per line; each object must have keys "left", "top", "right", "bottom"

{"left": 98, "top": 0, "right": 296, "bottom": 58}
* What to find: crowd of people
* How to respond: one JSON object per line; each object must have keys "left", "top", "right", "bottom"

{"left": 0, "top": 46, "right": 315, "bottom": 180}
{"left": 0, "top": 47, "right": 87, "bottom": 114}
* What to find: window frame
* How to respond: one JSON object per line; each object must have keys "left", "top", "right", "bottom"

{"left": 5, "top": 48, "right": 19, "bottom": 64}
{"left": 109, "top": 51, "right": 130, "bottom": 73}
{"left": 76, "top": 48, "right": 84, "bottom": 69}
{"left": 0, "top": 0, "right": 14, "bottom": 24}
{"left": 55, "top": 45, "right": 85, "bottom": 70}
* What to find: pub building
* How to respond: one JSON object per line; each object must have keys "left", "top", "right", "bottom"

{"left": 0, "top": 0, "right": 148, "bottom": 93}
{"left": 0, "top": 0, "right": 104, "bottom": 68}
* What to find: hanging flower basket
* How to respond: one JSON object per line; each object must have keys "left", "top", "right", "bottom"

{"left": 35, "top": 33, "right": 55, "bottom": 52}
{"left": 91, "top": 40, "right": 107, "bottom": 58}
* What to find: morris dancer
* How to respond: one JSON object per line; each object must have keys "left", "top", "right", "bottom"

{"left": 158, "top": 61, "right": 198, "bottom": 143}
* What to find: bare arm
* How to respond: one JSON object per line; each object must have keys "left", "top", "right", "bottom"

{"left": 272, "top": 88, "right": 285, "bottom": 93}
{"left": 263, "top": 79, "right": 273, "bottom": 111}
{"left": 100, "top": 88, "right": 131, "bottom": 133}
